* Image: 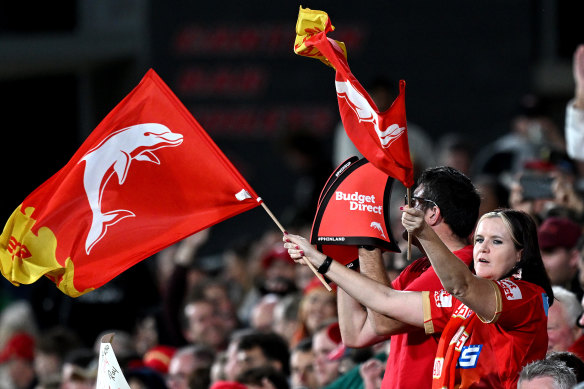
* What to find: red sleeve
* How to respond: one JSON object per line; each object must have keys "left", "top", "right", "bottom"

{"left": 422, "top": 289, "right": 457, "bottom": 335}
{"left": 487, "top": 278, "right": 548, "bottom": 329}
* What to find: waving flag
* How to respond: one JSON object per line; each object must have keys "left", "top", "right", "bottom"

{"left": 294, "top": 7, "right": 414, "bottom": 188}
{"left": 0, "top": 69, "right": 260, "bottom": 297}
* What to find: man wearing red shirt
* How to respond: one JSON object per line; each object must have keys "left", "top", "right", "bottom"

{"left": 338, "top": 166, "right": 480, "bottom": 388}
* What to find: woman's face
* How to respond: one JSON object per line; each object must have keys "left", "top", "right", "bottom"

{"left": 473, "top": 217, "right": 522, "bottom": 280}
{"left": 302, "top": 289, "right": 337, "bottom": 333}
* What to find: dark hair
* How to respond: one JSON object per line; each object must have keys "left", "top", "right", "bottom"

{"left": 293, "top": 337, "right": 312, "bottom": 353}
{"left": 478, "top": 209, "right": 554, "bottom": 306}
{"left": 237, "top": 331, "right": 290, "bottom": 376}
{"left": 236, "top": 366, "right": 290, "bottom": 389}
{"left": 417, "top": 166, "right": 480, "bottom": 239}
{"left": 546, "top": 351, "right": 584, "bottom": 383}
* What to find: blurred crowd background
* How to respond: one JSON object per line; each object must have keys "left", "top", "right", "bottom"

{"left": 1, "top": 1, "right": 584, "bottom": 388}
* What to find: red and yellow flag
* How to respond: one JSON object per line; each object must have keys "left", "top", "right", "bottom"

{"left": 294, "top": 7, "right": 414, "bottom": 188}
{"left": 0, "top": 69, "right": 260, "bottom": 297}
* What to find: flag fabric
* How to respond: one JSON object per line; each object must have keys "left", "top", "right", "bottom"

{"left": 294, "top": 7, "right": 414, "bottom": 188}
{"left": 0, "top": 69, "right": 260, "bottom": 297}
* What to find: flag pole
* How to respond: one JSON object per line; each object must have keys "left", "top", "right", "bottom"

{"left": 260, "top": 201, "right": 332, "bottom": 292}
{"left": 406, "top": 187, "right": 412, "bottom": 261}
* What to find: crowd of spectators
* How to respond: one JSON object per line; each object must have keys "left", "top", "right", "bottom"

{"left": 0, "top": 45, "right": 583, "bottom": 389}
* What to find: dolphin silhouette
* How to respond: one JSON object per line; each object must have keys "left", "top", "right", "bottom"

{"left": 79, "top": 123, "right": 183, "bottom": 254}
{"left": 335, "top": 80, "right": 406, "bottom": 149}
{"left": 370, "top": 221, "right": 386, "bottom": 238}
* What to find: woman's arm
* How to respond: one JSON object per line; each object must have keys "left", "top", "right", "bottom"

{"left": 401, "top": 206, "right": 498, "bottom": 321}
{"left": 283, "top": 234, "right": 424, "bottom": 328}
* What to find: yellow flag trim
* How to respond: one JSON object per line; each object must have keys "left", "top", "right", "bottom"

{"left": 0, "top": 206, "right": 92, "bottom": 297}
{"left": 293, "top": 6, "right": 347, "bottom": 68}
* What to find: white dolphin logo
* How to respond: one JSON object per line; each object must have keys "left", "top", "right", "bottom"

{"left": 370, "top": 221, "right": 386, "bottom": 238}
{"left": 79, "top": 123, "right": 183, "bottom": 254}
{"left": 336, "top": 80, "right": 405, "bottom": 148}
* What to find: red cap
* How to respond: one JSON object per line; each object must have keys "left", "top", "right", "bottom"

{"left": 143, "top": 345, "right": 176, "bottom": 374}
{"left": 0, "top": 332, "right": 35, "bottom": 363}
{"left": 209, "top": 381, "right": 248, "bottom": 389}
{"left": 538, "top": 217, "right": 582, "bottom": 250}
{"left": 303, "top": 276, "right": 337, "bottom": 295}
{"left": 260, "top": 245, "right": 295, "bottom": 270}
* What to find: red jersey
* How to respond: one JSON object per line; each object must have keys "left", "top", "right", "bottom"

{"left": 381, "top": 246, "right": 473, "bottom": 389}
{"left": 424, "top": 278, "right": 549, "bottom": 388}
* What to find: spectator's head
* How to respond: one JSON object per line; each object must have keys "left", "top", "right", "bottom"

{"left": 546, "top": 351, "right": 584, "bottom": 383}
{"left": 538, "top": 217, "right": 582, "bottom": 286}
{"left": 312, "top": 321, "right": 343, "bottom": 387}
{"left": 475, "top": 209, "right": 554, "bottom": 306}
{"left": 34, "top": 327, "right": 81, "bottom": 386}
{"left": 223, "top": 329, "right": 255, "bottom": 382}
{"left": 234, "top": 331, "right": 290, "bottom": 379}
{"left": 0, "top": 332, "right": 36, "bottom": 389}
{"left": 272, "top": 293, "right": 301, "bottom": 345}
{"left": 292, "top": 277, "right": 337, "bottom": 346}
{"left": 182, "top": 296, "right": 227, "bottom": 351}
{"left": 415, "top": 166, "right": 480, "bottom": 240}
{"left": 60, "top": 348, "right": 98, "bottom": 389}
{"left": 166, "top": 344, "right": 215, "bottom": 389}
{"left": 290, "top": 338, "right": 318, "bottom": 389}
{"left": 250, "top": 294, "right": 281, "bottom": 332}
{"left": 188, "top": 279, "right": 240, "bottom": 338}
{"left": 548, "top": 286, "right": 583, "bottom": 353}
{"left": 518, "top": 358, "right": 576, "bottom": 389}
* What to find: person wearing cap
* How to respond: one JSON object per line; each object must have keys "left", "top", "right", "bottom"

{"left": 332, "top": 166, "right": 480, "bottom": 389}
{"left": 538, "top": 216, "right": 584, "bottom": 299}
{"left": 311, "top": 320, "right": 343, "bottom": 387}
{"left": 0, "top": 332, "right": 36, "bottom": 389}
{"left": 285, "top": 207, "right": 553, "bottom": 388}
{"left": 289, "top": 276, "right": 337, "bottom": 348}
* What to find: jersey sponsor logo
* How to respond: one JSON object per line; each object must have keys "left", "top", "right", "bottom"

{"left": 497, "top": 279, "right": 523, "bottom": 300}
{"left": 456, "top": 344, "right": 483, "bottom": 369}
{"left": 433, "top": 357, "right": 444, "bottom": 378}
{"left": 434, "top": 290, "right": 452, "bottom": 307}
{"left": 453, "top": 304, "right": 473, "bottom": 320}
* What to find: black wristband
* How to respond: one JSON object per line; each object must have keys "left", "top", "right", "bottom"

{"left": 318, "top": 256, "right": 334, "bottom": 274}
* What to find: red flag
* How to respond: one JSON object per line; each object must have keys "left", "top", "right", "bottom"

{"left": 0, "top": 69, "right": 260, "bottom": 297}
{"left": 294, "top": 7, "right": 414, "bottom": 188}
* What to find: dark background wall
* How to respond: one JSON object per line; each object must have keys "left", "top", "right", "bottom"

{"left": 0, "top": 0, "right": 582, "bottom": 255}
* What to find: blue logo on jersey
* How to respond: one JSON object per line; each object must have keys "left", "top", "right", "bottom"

{"left": 542, "top": 293, "right": 549, "bottom": 316}
{"left": 456, "top": 345, "right": 483, "bottom": 369}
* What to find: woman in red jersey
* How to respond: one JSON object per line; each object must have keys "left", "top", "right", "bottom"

{"left": 283, "top": 208, "right": 553, "bottom": 389}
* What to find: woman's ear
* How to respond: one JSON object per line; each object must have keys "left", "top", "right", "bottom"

{"left": 516, "top": 248, "right": 523, "bottom": 263}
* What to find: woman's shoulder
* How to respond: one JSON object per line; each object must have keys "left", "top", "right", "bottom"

{"left": 495, "top": 277, "right": 547, "bottom": 300}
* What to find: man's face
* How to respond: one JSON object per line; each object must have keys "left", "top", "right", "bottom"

{"left": 183, "top": 301, "right": 225, "bottom": 349}
{"left": 541, "top": 246, "right": 577, "bottom": 285}
{"left": 235, "top": 346, "right": 270, "bottom": 376}
{"left": 166, "top": 352, "right": 196, "bottom": 389}
{"left": 290, "top": 350, "right": 318, "bottom": 389}
{"left": 547, "top": 302, "right": 579, "bottom": 352}
{"left": 312, "top": 330, "right": 341, "bottom": 387}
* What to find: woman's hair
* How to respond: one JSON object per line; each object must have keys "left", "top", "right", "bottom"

{"left": 477, "top": 208, "right": 554, "bottom": 306}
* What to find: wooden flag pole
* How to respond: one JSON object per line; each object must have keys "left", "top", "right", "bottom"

{"left": 407, "top": 187, "right": 412, "bottom": 261}
{"left": 260, "top": 201, "right": 332, "bottom": 292}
